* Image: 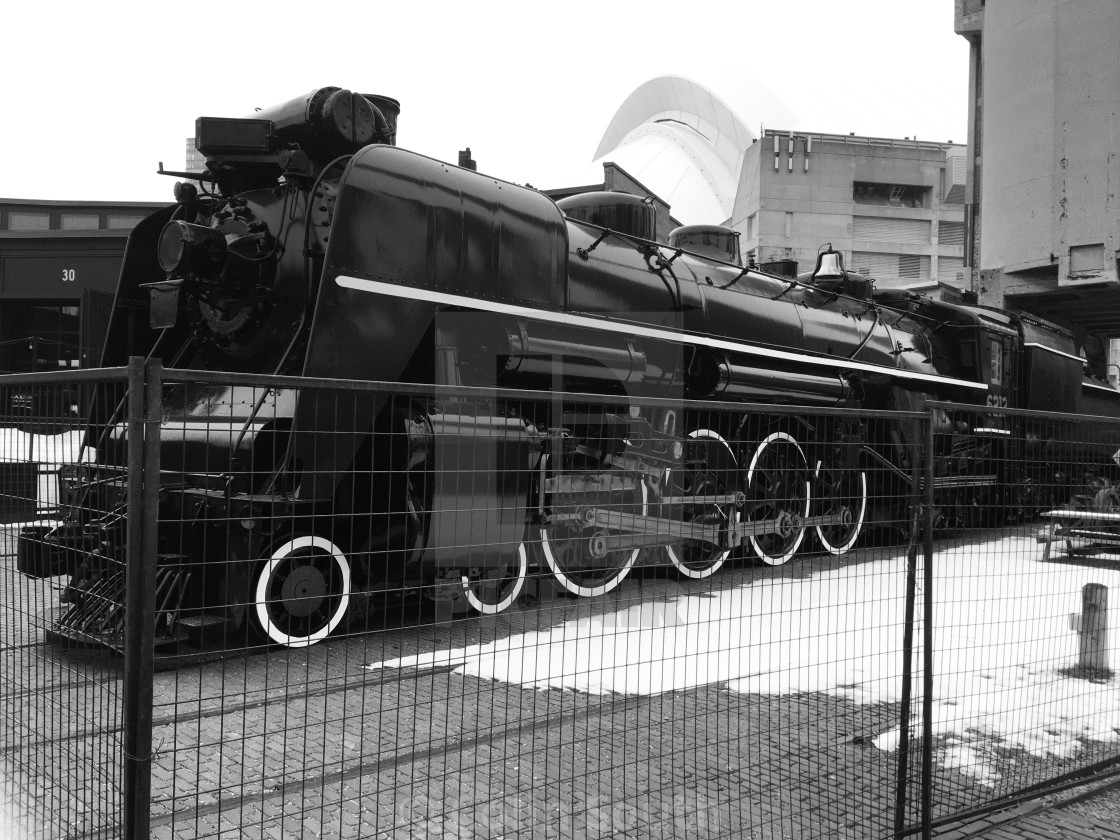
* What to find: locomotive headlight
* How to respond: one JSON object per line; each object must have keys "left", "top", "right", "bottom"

{"left": 158, "top": 220, "right": 228, "bottom": 276}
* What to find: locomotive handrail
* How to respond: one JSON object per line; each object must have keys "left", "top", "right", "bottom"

{"left": 928, "top": 399, "right": 1120, "bottom": 424}
{"left": 334, "top": 274, "right": 989, "bottom": 392}
{"left": 0, "top": 366, "right": 131, "bottom": 386}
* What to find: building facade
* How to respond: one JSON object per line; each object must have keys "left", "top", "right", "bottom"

{"left": 594, "top": 76, "right": 968, "bottom": 290}
{"left": 729, "top": 130, "right": 966, "bottom": 288}
{"left": 956, "top": 0, "right": 1120, "bottom": 341}
{"left": 0, "top": 198, "right": 164, "bottom": 371}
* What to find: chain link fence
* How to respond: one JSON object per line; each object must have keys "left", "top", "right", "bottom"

{"left": 4, "top": 367, "right": 1120, "bottom": 838}
{"left": 893, "top": 400, "right": 1120, "bottom": 834}
{"left": 0, "top": 367, "right": 135, "bottom": 840}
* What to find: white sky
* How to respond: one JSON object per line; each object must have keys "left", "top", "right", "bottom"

{"left": 1, "top": 0, "right": 968, "bottom": 203}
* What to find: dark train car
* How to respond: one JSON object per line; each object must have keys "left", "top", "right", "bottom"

{"left": 17, "top": 87, "right": 1117, "bottom": 649}
{"left": 874, "top": 290, "right": 1120, "bottom": 520}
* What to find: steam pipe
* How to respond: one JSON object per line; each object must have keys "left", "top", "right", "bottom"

{"left": 704, "top": 357, "right": 851, "bottom": 405}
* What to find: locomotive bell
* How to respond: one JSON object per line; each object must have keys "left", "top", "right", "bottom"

{"left": 812, "top": 248, "right": 845, "bottom": 282}
{"left": 808, "top": 245, "right": 851, "bottom": 295}
{"left": 807, "top": 246, "right": 876, "bottom": 299}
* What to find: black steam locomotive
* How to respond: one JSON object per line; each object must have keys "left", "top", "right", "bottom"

{"left": 19, "top": 87, "right": 1120, "bottom": 648}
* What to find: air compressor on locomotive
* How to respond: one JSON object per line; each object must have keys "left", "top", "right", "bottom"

{"left": 18, "top": 87, "right": 1119, "bottom": 649}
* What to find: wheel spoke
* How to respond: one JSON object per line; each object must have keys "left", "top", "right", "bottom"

{"left": 814, "top": 464, "right": 867, "bottom": 556}
{"left": 663, "top": 430, "right": 737, "bottom": 579}
{"left": 746, "top": 432, "right": 810, "bottom": 566}
{"left": 460, "top": 544, "right": 528, "bottom": 615}
{"left": 540, "top": 455, "right": 648, "bottom": 597}
{"left": 253, "top": 536, "right": 351, "bottom": 647}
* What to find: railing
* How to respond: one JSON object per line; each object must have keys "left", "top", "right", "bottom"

{"left": 3, "top": 367, "right": 1120, "bottom": 839}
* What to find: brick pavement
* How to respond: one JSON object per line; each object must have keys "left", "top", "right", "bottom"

{"left": 6, "top": 535, "right": 1120, "bottom": 839}
{"left": 933, "top": 801, "right": 1120, "bottom": 839}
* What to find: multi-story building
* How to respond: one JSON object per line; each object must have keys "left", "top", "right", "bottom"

{"left": 956, "top": 0, "right": 1120, "bottom": 345}
{"left": 184, "top": 138, "right": 206, "bottom": 174}
{"left": 730, "top": 130, "right": 966, "bottom": 288}
{"left": 593, "top": 76, "right": 967, "bottom": 290}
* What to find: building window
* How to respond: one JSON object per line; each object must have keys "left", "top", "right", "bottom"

{"left": 0, "top": 303, "right": 81, "bottom": 373}
{"left": 106, "top": 214, "right": 146, "bottom": 230}
{"left": 746, "top": 213, "right": 756, "bottom": 240}
{"left": 938, "top": 256, "right": 964, "bottom": 280}
{"left": 7, "top": 212, "right": 50, "bottom": 231}
{"left": 852, "top": 182, "right": 931, "bottom": 208}
{"left": 938, "top": 221, "right": 965, "bottom": 246}
{"left": 185, "top": 137, "right": 207, "bottom": 172}
{"left": 852, "top": 216, "right": 932, "bottom": 244}
{"left": 899, "top": 254, "right": 922, "bottom": 279}
{"left": 852, "top": 251, "right": 930, "bottom": 284}
{"left": 60, "top": 213, "right": 100, "bottom": 231}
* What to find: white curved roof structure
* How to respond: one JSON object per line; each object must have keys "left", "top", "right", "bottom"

{"left": 593, "top": 77, "right": 756, "bottom": 225}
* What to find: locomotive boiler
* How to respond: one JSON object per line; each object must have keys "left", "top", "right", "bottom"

{"left": 18, "top": 87, "right": 1115, "bottom": 649}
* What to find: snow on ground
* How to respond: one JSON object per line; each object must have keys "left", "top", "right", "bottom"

{"left": 0, "top": 428, "right": 86, "bottom": 516}
{"left": 370, "top": 534, "right": 1120, "bottom": 784}
{"left": 0, "top": 766, "right": 34, "bottom": 840}
{"left": 0, "top": 428, "right": 84, "bottom": 464}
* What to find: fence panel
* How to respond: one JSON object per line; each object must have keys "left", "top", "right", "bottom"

{"left": 92, "top": 369, "right": 925, "bottom": 839}
{"left": 24, "top": 366, "right": 1120, "bottom": 837}
{"left": 0, "top": 368, "right": 134, "bottom": 840}
{"left": 899, "top": 400, "right": 1120, "bottom": 833}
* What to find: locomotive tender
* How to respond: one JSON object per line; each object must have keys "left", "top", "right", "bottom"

{"left": 18, "top": 87, "right": 1120, "bottom": 649}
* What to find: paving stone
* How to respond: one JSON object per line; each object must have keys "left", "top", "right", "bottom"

{"left": 12, "top": 551, "right": 1120, "bottom": 840}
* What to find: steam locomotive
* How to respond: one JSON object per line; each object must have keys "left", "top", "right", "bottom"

{"left": 18, "top": 87, "right": 1120, "bottom": 649}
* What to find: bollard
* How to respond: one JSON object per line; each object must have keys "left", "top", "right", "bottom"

{"left": 1079, "top": 583, "right": 1109, "bottom": 674}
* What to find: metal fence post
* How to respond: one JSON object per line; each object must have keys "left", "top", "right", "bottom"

{"left": 1079, "top": 583, "right": 1110, "bottom": 674}
{"left": 921, "top": 409, "right": 935, "bottom": 840}
{"left": 893, "top": 426, "right": 924, "bottom": 837}
{"left": 123, "top": 357, "right": 161, "bottom": 840}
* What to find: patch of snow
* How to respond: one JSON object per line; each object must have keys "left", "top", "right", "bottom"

{"left": 370, "top": 534, "right": 1120, "bottom": 778}
{"left": 0, "top": 765, "right": 33, "bottom": 840}
{"left": 940, "top": 743, "right": 1001, "bottom": 787}
{"left": 0, "top": 429, "right": 86, "bottom": 464}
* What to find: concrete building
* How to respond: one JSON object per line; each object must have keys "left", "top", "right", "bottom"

{"left": 956, "top": 0, "right": 1120, "bottom": 342}
{"left": 0, "top": 199, "right": 164, "bottom": 371}
{"left": 730, "top": 130, "right": 966, "bottom": 288}
{"left": 185, "top": 139, "right": 206, "bottom": 174}
{"left": 593, "top": 76, "right": 968, "bottom": 289}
